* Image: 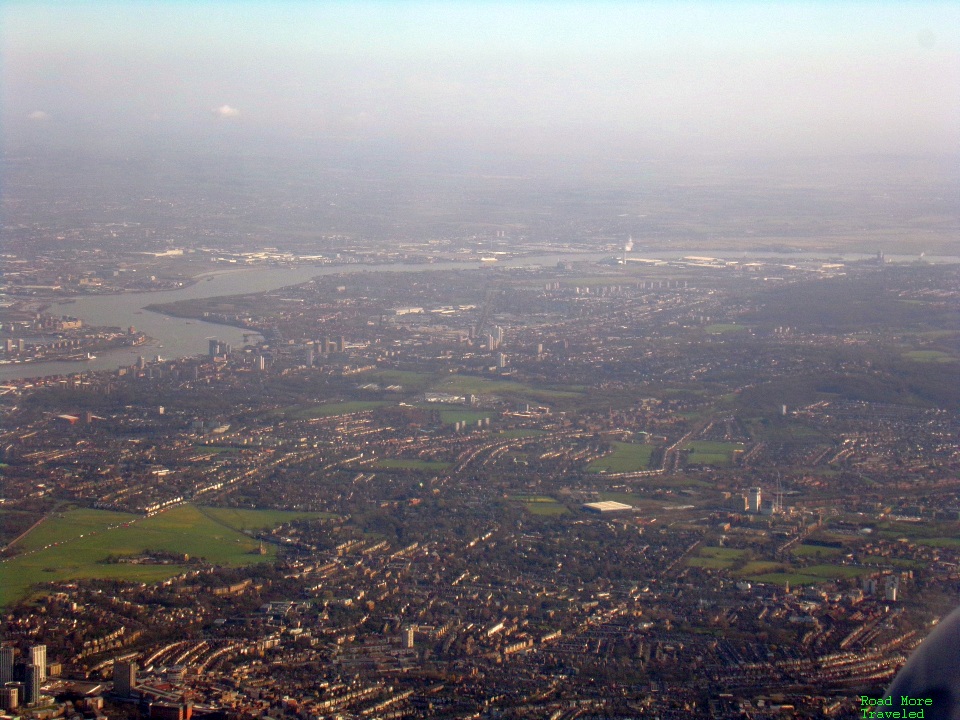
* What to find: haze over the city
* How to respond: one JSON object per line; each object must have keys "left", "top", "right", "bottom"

{"left": 3, "top": 0, "right": 959, "bottom": 165}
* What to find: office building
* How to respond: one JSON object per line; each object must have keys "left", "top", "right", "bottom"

{"left": 749, "top": 487, "right": 762, "bottom": 514}
{"left": 29, "top": 646, "right": 46, "bottom": 682}
{"left": 0, "top": 647, "right": 13, "bottom": 684}
{"left": 13, "top": 663, "right": 40, "bottom": 705}
{"left": 0, "top": 683, "right": 19, "bottom": 711}
{"left": 113, "top": 660, "right": 137, "bottom": 698}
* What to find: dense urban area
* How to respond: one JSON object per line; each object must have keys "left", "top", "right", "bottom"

{"left": 1, "top": 155, "right": 959, "bottom": 720}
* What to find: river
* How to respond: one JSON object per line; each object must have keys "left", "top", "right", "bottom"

{"left": 1, "top": 249, "right": 955, "bottom": 382}
{"left": 0, "top": 253, "right": 602, "bottom": 381}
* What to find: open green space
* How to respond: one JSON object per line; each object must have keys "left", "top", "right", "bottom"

{"left": 747, "top": 572, "right": 819, "bottom": 587}
{"left": 436, "top": 375, "right": 583, "bottom": 402}
{"left": 13, "top": 508, "right": 139, "bottom": 552}
{"left": 862, "top": 556, "right": 924, "bottom": 569}
{"left": 368, "top": 370, "right": 436, "bottom": 392}
{"left": 596, "top": 492, "right": 646, "bottom": 508}
{"left": 198, "top": 506, "right": 328, "bottom": 533}
{"left": 916, "top": 537, "right": 960, "bottom": 548}
{"left": 194, "top": 445, "right": 240, "bottom": 455}
{"left": 682, "top": 441, "right": 745, "bottom": 467}
{"left": 738, "top": 561, "right": 784, "bottom": 575}
{"left": 874, "top": 520, "right": 960, "bottom": 544}
{"left": 375, "top": 459, "right": 452, "bottom": 472}
{"left": 0, "top": 504, "right": 310, "bottom": 608}
{"left": 687, "top": 546, "right": 746, "bottom": 570}
{"left": 791, "top": 543, "right": 843, "bottom": 559}
{"left": 513, "top": 496, "right": 569, "bottom": 516}
{"left": 700, "top": 546, "right": 747, "bottom": 560}
{"left": 903, "top": 350, "right": 956, "bottom": 363}
{"left": 799, "top": 564, "right": 872, "bottom": 580}
{"left": 278, "top": 401, "right": 390, "bottom": 419}
{"left": 588, "top": 442, "right": 654, "bottom": 473}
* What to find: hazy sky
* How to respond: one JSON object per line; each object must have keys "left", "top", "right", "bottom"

{"left": 2, "top": 1, "right": 958, "bottom": 160}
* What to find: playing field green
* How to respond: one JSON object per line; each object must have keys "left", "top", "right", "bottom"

{"left": 588, "top": 442, "right": 654, "bottom": 473}
{"left": 0, "top": 504, "right": 324, "bottom": 608}
{"left": 369, "top": 370, "right": 435, "bottom": 392}
{"left": 277, "top": 401, "right": 390, "bottom": 419}
{"left": 12, "top": 508, "right": 139, "bottom": 552}
{"left": 197, "top": 506, "right": 329, "bottom": 533}
{"left": 688, "top": 546, "right": 747, "bottom": 570}
{"left": 521, "top": 500, "right": 569, "bottom": 516}
{"left": 682, "top": 441, "right": 745, "bottom": 467}
{"left": 791, "top": 543, "right": 843, "bottom": 559}
{"left": 745, "top": 562, "right": 871, "bottom": 587}
{"left": 435, "top": 375, "right": 582, "bottom": 402}
{"left": 903, "top": 350, "right": 956, "bottom": 363}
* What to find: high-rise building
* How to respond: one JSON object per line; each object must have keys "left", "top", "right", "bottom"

{"left": 403, "top": 626, "right": 415, "bottom": 649}
{"left": 29, "top": 646, "right": 46, "bottom": 682}
{"left": 113, "top": 660, "right": 137, "bottom": 698}
{"left": 14, "top": 664, "right": 40, "bottom": 705}
{"left": 28, "top": 645, "right": 47, "bottom": 682}
{"left": 0, "top": 683, "right": 19, "bottom": 711}
{"left": 0, "top": 647, "right": 14, "bottom": 684}
{"left": 748, "top": 487, "right": 762, "bottom": 514}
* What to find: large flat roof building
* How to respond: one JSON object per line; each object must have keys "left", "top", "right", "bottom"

{"left": 583, "top": 501, "right": 634, "bottom": 514}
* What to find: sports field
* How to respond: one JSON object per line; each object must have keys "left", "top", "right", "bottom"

{"left": 682, "top": 441, "right": 745, "bottom": 467}
{"left": 588, "top": 442, "right": 654, "bottom": 473}
{"left": 0, "top": 504, "right": 323, "bottom": 607}
{"left": 512, "top": 496, "right": 569, "bottom": 516}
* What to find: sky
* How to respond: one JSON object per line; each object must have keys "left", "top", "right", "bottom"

{"left": 2, "top": 0, "right": 959, "bottom": 162}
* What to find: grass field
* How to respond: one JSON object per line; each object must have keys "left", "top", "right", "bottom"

{"left": 798, "top": 564, "right": 872, "bottom": 580}
{"left": 682, "top": 441, "right": 745, "bottom": 467}
{"left": 279, "top": 401, "right": 390, "bottom": 419}
{"left": 197, "top": 506, "right": 328, "bottom": 533}
{"left": 369, "top": 370, "right": 436, "bottom": 392}
{"left": 747, "top": 572, "right": 819, "bottom": 587}
{"left": 687, "top": 546, "right": 746, "bottom": 570}
{"left": 514, "top": 497, "right": 569, "bottom": 516}
{"left": 588, "top": 442, "right": 654, "bottom": 473}
{"left": 688, "top": 556, "right": 735, "bottom": 569}
{"left": 375, "top": 459, "right": 452, "bottom": 472}
{"left": 745, "top": 562, "right": 871, "bottom": 587}
{"left": 862, "top": 556, "right": 924, "bottom": 569}
{"left": 903, "top": 350, "right": 956, "bottom": 363}
{"left": 13, "top": 508, "right": 139, "bottom": 552}
{"left": 791, "top": 543, "right": 843, "bottom": 559}
{"left": 0, "top": 504, "right": 323, "bottom": 607}
{"left": 917, "top": 537, "right": 960, "bottom": 548}
{"left": 435, "top": 375, "right": 583, "bottom": 402}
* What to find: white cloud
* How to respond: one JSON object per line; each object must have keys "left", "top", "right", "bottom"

{"left": 27, "top": 110, "right": 50, "bottom": 121}
{"left": 213, "top": 104, "right": 240, "bottom": 118}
